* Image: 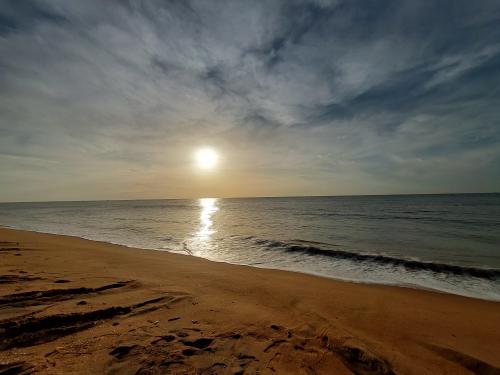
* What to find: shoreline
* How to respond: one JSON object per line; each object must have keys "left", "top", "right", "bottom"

{"left": 0, "top": 227, "right": 499, "bottom": 374}
{"left": 1, "top": 224, "right": 498, "bottom": 302}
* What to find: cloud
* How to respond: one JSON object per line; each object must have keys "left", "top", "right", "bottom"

{"left": 0, "top": 0, "right": 499, "bottom": 201}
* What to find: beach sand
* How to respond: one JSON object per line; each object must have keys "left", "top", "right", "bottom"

{"left": 0, "top": 227, "right": 499, "bottom": 374}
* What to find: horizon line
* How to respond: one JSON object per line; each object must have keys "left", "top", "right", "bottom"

{"left": 1, "top": 191, "right": 498, "bottom": 204}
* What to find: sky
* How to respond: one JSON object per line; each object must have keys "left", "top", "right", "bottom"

{"left": 1, "top": 0, "right": 500, "bottom": 202}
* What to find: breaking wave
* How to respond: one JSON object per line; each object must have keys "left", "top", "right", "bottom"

{"left": 253, "top": 238, "right": 500, "bottom": 280}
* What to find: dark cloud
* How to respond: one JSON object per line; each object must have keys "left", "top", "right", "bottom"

{"left": 0, "top": 0, "right": 67, "bottom": 35}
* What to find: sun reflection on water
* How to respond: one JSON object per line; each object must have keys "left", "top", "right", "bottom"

{"left": 182, "top": 198, "right": 219, "bottom": 258}
{"left": 197, "top": 198, "right": 218, "bottom": 240}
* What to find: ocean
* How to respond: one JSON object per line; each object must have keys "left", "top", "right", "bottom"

{"left": 1, "top": 194, "right": 499, "bottom": 300}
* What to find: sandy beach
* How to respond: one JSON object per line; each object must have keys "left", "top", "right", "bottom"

{"left": 0, "top": 227, "right": 499, "bottom": 374}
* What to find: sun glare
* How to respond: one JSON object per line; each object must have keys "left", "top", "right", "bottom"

{"left": 195, "top": 148, "right": 219, "bottom": 170}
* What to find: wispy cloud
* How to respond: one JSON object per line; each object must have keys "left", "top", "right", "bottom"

{"left": 1, "top": 0, "right": 499, "bottom": 201}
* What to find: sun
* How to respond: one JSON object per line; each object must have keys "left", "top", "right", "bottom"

{"left": 194, "top": 148, "right": 219, "bottom": 170}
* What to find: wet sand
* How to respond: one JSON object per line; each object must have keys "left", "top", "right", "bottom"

{"left": 0, "top": 227, "right": 499, "bottom": 374}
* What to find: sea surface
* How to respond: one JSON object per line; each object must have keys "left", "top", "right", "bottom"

{"left": 1, "top": 194, "right": 499, "bottom": 300}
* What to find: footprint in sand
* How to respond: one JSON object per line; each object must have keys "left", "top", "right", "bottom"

{"left": 109, "top": 345, "right": 140, "bottom": 359}
{"left": 181, "top": 338, "right": 213, "bottom": 349}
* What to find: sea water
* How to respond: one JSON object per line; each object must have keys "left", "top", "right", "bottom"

{"left": 1, "top": 194, "right": 499, "bottom": 300}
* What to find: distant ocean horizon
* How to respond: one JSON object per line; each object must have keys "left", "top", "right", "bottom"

{"left": 2, "top": 191, "right": 499, "bottom": 204}
{"left": 1, "top": 193, "right": 499, "bottom": 300}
